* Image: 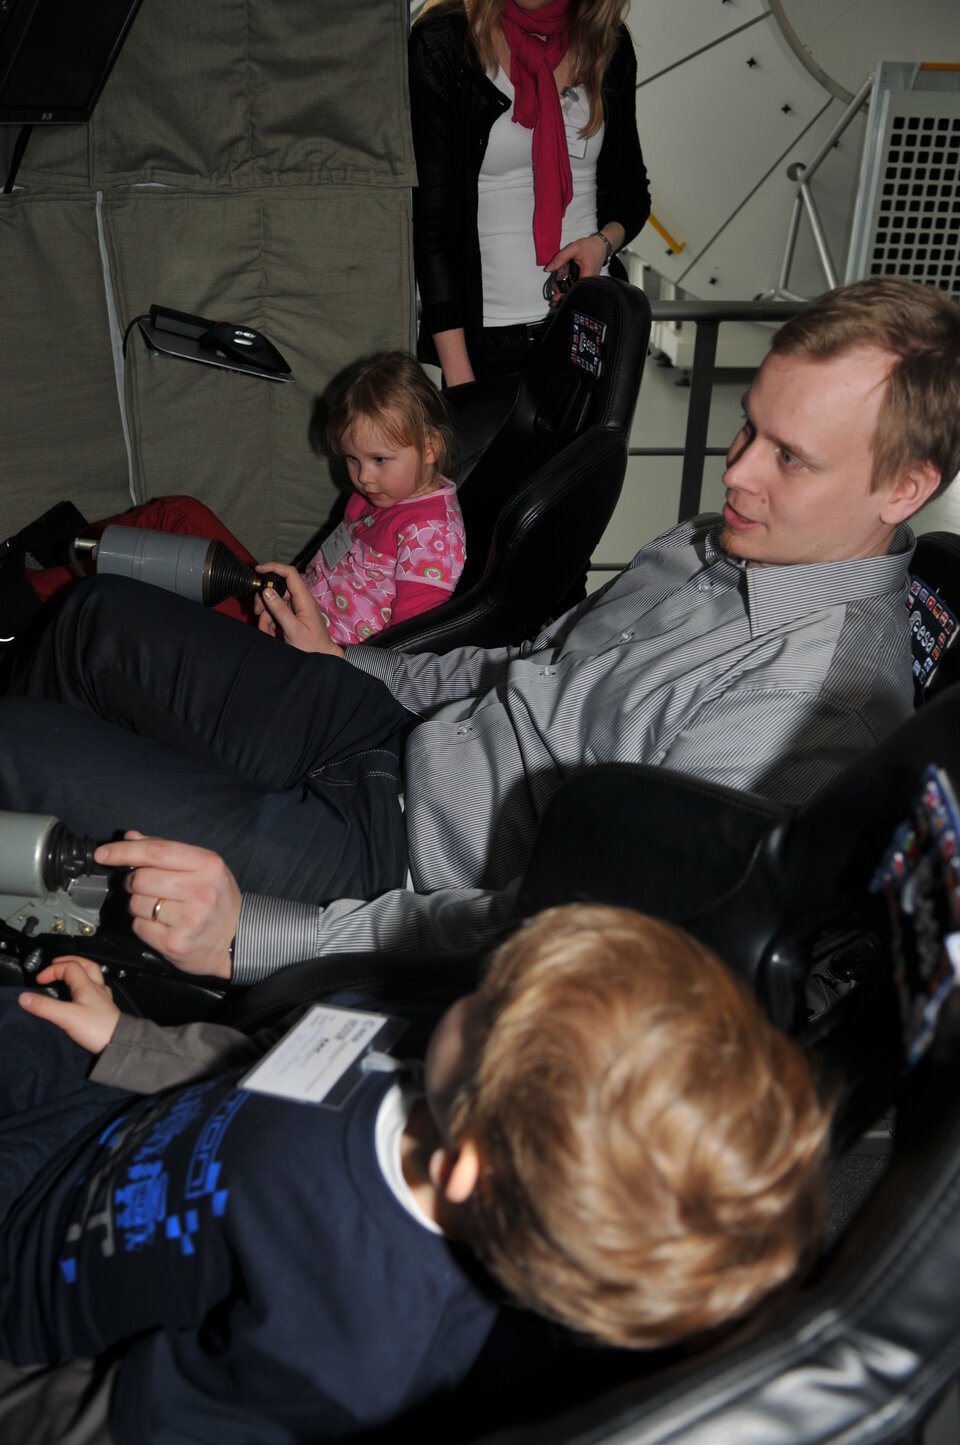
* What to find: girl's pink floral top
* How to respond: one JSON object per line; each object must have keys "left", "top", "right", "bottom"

{"left": 302, "top": 478, "right": 465, "bottom": 644}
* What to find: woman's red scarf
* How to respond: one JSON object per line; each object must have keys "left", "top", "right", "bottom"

{"left": 499, "top": 0, "right": 573, "bottom": 265}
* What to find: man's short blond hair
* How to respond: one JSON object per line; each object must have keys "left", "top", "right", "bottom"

{"left": 772, "top": 277, "right": 960, "bottom": 499}
{"left": 450, "top": 905, "right": 831, "bottom": 1349}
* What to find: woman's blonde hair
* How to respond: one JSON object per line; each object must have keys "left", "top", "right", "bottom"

{"left": 449, "top": 905, "right": 832, "bottom": 1349}
{"left": 325, "top": 351, "right": 454, "bottom": 475}
{"left": 415, "top": 0, "right": 630, "bottom": 135}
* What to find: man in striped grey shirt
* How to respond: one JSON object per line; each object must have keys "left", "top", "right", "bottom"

{"left": 6, "top": 279, "right": 960, "bottom": 982}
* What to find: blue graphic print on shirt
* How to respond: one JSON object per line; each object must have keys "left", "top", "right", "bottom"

{"left": 58, "top": 1082, "right": 248, "bottom": 1283}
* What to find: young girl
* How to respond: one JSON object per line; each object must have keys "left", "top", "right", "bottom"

{"left": 0, "top": 353, "right": 465, "bottom": 647}
{"left": 295, "top": 350, "right": 465, "bottom": 644}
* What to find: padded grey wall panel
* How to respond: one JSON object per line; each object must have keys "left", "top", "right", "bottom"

{"left": 103, "top": 184, "right": 415, "bottom": 562}
{"left": 0, "top": 195, "right": 131, "bottom": 526}
{"left": 14, "top": 0, "right": 416, "bottom": 190}
{"left": 1, "top": 0, "right": 415, "bottom": 560}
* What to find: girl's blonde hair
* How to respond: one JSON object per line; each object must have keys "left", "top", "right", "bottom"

{"left": 326, "top": 351, "right": 454, "bottom": 475}
{"left": 415, "top": 0, "right": 630, "bottom": 136}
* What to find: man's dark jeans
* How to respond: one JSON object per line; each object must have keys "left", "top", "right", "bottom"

{"left": 1, "top": 577, "right": 412, "bottom": 904}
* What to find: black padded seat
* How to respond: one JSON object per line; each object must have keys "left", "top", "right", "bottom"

{"left": 517, "top": 683, "right": 960, "bottom": 1033}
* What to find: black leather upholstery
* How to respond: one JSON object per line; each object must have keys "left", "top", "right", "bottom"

{"left": 370, "top": 277, "right": 652, "bottom": 654}
{"left": 517, "top": 684, "right": 960, "bottom": 1032}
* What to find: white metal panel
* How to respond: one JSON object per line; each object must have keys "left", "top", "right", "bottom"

{"left": 632, "top": 14, "right": 833, "bottom": 288}
{"left": 676, "top": 94, "right": 864, "bottom": 298}
{"left": 774, "top": 0, "right": 960, "bottom": 97}
{"left": 630, "top": 0, "right": 768, "bottom": 85}
{"left": 647, "top": 318, "right": 771, "bottom": 369}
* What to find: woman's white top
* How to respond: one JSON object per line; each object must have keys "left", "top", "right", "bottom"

{"left": 478, "top": 70, "right": 606, "bottom": 326}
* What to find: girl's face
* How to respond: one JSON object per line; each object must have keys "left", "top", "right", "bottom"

{"left": 339, "top": 416, "right": 438, "bottom": 509}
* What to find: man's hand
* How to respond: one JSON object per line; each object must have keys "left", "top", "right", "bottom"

{"left": 19, "top": 956, "right": 121, "bottom": 1054}
{"left": 93, "top": 832, "right": 241, "bottom": 979}
{"left": 253, "top": 563, "right": 345, "bottom": 657}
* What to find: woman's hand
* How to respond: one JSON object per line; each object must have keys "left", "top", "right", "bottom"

{"left": 93, "top": 832, "right": 242, "bottom": 979}
{"left": 254, "top": 563, "right": 345, "bottom": 657}
{"left": 544, "top": 224, "right": 626, "bottom": 302}
{"left": 19, "top": 956, "right": 121, "bottom": 1054}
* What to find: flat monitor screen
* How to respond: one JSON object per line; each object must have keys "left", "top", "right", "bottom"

{"left": 0, "top": 0, "right": 145, "bottom": 124}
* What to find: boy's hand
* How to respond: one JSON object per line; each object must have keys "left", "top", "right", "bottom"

{"left": 93, "top": 832, "right": 240, "bottom": 979}
{"left": 19, "top": 956, "right": 120, "bottom": 1054}
{"left": 254, "top": 563, "right": 345, "bottom": 657}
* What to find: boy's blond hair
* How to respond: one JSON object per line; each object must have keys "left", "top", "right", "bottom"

{"left": 326, "top": 351, "right": 454, "bottom": 476}
{"left": 450, "top": 905, "right": 831, "bottom": 1349}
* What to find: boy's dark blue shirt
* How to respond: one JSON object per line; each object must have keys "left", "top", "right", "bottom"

{"left": 0, "top": 994, "right": 498, "bottom": 1443}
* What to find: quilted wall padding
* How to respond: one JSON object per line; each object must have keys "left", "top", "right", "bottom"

{"left": 0, "top": 0, "right": 416, "bottom": 560}
{"left": 0, "top": 196, "right": 131, "bottom": 529}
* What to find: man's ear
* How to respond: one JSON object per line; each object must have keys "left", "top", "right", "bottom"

{"left": 430, "top": 1139, "right": 481, "bottom": 1205}
{"left": 880, "top": 459, "right": 941, "bottom": 523}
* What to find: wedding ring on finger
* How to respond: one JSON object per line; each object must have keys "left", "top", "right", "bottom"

{"left": 152, "top": 897, "right": 165, "bottom": 922}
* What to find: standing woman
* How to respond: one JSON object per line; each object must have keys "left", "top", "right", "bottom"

{"left": 409, "top": 0, "right": 650, "bottom": 385}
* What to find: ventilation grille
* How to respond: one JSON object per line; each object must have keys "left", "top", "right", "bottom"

{"left": 847, "top": 66, "right": 960, "bottom": 300}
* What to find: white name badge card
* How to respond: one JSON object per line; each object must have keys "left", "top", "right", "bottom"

{"left": 242, "top": 1004, "right": 407, "bottom": 1108}
{"left": 319, "top": 522, "right": 353, "bottom": 571}
{"left": 561, "top": 86, "right": 589, "bottom": 159}
{"left": 320, "top": 513, "right": 377, "bottom": 571}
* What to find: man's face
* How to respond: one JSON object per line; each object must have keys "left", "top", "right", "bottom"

{"left": 719, "top": 347, "right": 903, "bottom": 566}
